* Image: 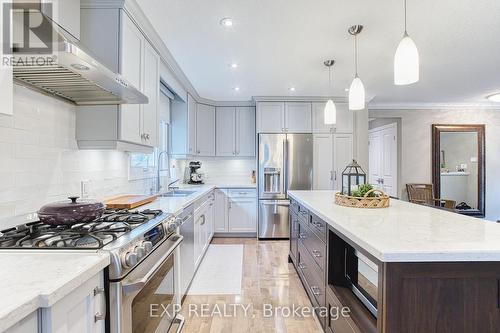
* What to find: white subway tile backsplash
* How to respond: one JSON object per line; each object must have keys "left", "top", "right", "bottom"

{"left": 0, "top": 86, "right": 152, "bottom": 229}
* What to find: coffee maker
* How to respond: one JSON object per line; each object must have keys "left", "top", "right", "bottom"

{"left": 187, "top": 161, "right": 204, "bottom": 184}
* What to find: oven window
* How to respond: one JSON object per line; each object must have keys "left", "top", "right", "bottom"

{"left": 132, "top": 255, "right": 175, "bottom": 333}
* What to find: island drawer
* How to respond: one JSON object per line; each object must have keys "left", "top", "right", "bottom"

{"left": 299, "top": 219, "right": 326, "bottom": 273}
{"left": 289, "top": 210, "right": 299, "bottom": 263}
{"left": 298, "top": 240, "right": 326, "bottom": 310}
{"left": 310, "top": 212, "right": 327, "bottom": 243}
{"left": 297, "top": 208, "right": 310, "bottom": 224}
{"left": 290, "top": 200, "right": 300, "bottom": 214}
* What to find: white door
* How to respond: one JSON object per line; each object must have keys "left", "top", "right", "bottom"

{"left": 216, "top": 107, "right": 236, "bottom": 156}
{"left": 285, "top": 102, "right": 312, "bottom": 133}
{"left": 369, "top": 124, "right": 398, "bottom": 197}
{"left": 312, "top": 102, "right": 333, "bottom": 133}
{"left": 333, "top": 134, "right": 354, "bottom": 191}
{"left": 228, "top": 198, "right": 257, "bottom": 232}
{"left": 256, "top": 102, "right": 285, "bottom": 133}
{"left": 120, "top": 13, "right": 143, "bottom": 144}
{"left": 313, "top": 134, "right": 334, "bottom": 189}
{"left": 196, "top": 104, "right": 216, "bottom": 156}
{"left": 214, "top": 190, "right": 227, "bottom": 232}
{"left": 236, "top": 107, "right": 256, "bottom": 156}
{"left": 187, "top": 94, "right": 197, "bottom": 155}
{"left": 141, "top": 42, "right": 159, "bottom": 147}
{"left": 368, "top": 131, "right": 383, "bottom": 190}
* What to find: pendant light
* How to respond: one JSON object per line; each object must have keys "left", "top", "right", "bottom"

{"left": 348, "top": 25, "right": 365, "bottom": 111}
{"left": 394, "top": 0, "right": 419, "bottom": 85}
{"left": 323, "top": 60, "right": 336, "bottom": 125}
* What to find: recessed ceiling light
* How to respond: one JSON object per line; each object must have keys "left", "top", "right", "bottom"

{"left": 289, "top": 87, "right": 296, "bottom": 92}
{"left": 487, "top": 93, "right": 500, "bottom": 102}
{"left": 233, "top": 86, "right": 240, "bottom": 91}
{"left": 230, "top": 63, "right": 238, "bottom": 69}
{"left": 220, "top": 17, "right": 233, "bottom": 27}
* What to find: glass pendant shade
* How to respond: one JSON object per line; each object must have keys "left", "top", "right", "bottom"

{"left": 394, "top": 33, "right": 419, "bottom": 85}
{"left": 324, "top": 99, "right": 337, "bottom": 125}
{"left": 348, "top": 76, "right": 365, "bottom": 110}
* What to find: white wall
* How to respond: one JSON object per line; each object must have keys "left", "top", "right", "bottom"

{"left": 172, "top": 157, "right": 256, "bottom": 185}
{"left": 0, "top": 86, "right": 151, "bottom": 229}
{"left": 370, "top": 108, "right": 500, "bottom": 221}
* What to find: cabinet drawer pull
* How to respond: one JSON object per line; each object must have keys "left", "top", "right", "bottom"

{"left": 298, "top": 262, "right": 306, "bottom": 269}
{"left": 311, "top": 286, "right": 321, "bottom": 296}
{"left": 313, "top": 222, "right": 323, "bottom": 228}
{"left": 312, "top": 250, "right": 321, "bottom": 258}
{"left": 299, "top": 233, "right": 306, "bottom": 239}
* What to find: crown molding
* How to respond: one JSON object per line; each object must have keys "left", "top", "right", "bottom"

{"left": 81, "top": 0, "right": 124, "bottom": 9}
{"left": 252, "top": 96, "right": 348, "bottom": 103}
{"left": 369, "top": 102, "right": 500, "bottom": 110}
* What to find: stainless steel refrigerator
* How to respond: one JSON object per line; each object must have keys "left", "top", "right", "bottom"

{"left": 258, "top": 133, "right": 313, "bottom": 239}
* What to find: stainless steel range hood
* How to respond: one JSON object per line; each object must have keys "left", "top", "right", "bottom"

{"left": 11, "top": 13, "right": 148, "bottom": 106}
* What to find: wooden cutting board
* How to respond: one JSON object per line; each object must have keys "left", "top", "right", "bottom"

{"left": 104, "top": 194, "right": 157, "bottom": 210}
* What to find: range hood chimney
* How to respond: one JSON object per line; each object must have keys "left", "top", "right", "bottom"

{"left": 9, "top": 8, "right": 148, "bottom": 106}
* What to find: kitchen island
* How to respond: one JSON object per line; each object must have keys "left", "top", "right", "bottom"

{"left": 288, "top": 190, "right": 500, "bottom": 333}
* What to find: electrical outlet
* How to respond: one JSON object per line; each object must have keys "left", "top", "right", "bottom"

{"left": 81, "top": 180, "right": 91, "bottom": 198}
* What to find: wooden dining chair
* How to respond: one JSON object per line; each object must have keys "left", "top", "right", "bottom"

{"left": 406, "top": 183, "right": 456, "bottom": 209}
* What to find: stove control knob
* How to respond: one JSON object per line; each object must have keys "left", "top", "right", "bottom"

{"left": 135, "top": 246, "right": 146, "bottom": 260}
{"left": 142, "top": 241, "right": 153, "bottom": 252}
{"left": 122, "top": 252, "right": 138, "bottom": 268}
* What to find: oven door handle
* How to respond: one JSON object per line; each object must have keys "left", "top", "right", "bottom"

{"left": 122, "top": 235, "right": 184, "bottom": 294}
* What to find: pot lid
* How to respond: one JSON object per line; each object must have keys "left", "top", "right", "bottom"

{"left": 38, "top": 197, "right": 105, "bottom": 215}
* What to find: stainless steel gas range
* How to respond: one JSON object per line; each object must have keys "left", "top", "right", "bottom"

{"left": 0, "top": 209, "right": 186, "bottom": 333}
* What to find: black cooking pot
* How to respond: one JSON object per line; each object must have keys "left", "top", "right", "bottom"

{"left": 38, "top": 196, "right": 106, "bottom": 225}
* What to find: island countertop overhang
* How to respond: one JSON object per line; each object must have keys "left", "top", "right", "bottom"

{"left": 288, "top": 190, "right": 500, "bottom": 262}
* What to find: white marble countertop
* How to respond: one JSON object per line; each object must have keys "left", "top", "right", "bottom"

{"left": 288, "top": 190, "right": 500, "bottom": 263}
{"left": 0, "top": 251, "right": 109, "bottom": 332}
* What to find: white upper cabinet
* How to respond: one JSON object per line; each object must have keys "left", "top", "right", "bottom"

{"left": 236, "top": 107, "right": 256, "bottom": 156}
{"left": 312, "top": 102, "right": 353, "bottom": 134}
{"left": 187, "top": 94, "right": 197, "bottom": 155}
{"left": 257, "top": 102, "right": 285, "bottom": 133}
{"left": 216, "top": 107, "right": 236, "bottom": 156}
{"left": 141, "top": 42, "right": 160, "bottom": 147}
{"left": 217, "top": 106, "right": 256, "bottom": 157}
{"left": 257, "top": 102, "right": 312, "bottom": 133}
{"left": 119, "top": 12, "right": 143, "bottom": 145}
{"left": 285, "top": 102, "right": 312, "bottom": 133}
{"left": 77, "top": 8, "right": 161, "bottom": 152}
{"left": 196, "top": 104, "right": 216, "bottom": 156}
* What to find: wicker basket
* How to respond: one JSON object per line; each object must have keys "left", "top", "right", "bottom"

{"left": 335, "top": 189, "right": 390, "bottom": 208}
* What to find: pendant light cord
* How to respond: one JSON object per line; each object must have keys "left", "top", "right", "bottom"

{"left": 404, "top": 0, "right": 408, "bottom": 34}
{"left": 354, "top": 34, "right": 358, "bottom": 76}
{"left": 328, "top": 65, "right": 332, "bottom": 87}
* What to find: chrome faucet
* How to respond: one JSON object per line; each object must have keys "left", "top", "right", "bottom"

{"left": 156, "top": 151, "right": 169, "bottom": 193}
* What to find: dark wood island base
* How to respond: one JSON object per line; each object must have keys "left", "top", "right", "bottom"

{"left": 289, "top": 198, "right": 500, "bottom": 333}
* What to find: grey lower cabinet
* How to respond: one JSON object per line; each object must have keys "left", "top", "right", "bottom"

{"left": 289, "top": 199, "right": 327, "bottom": 329}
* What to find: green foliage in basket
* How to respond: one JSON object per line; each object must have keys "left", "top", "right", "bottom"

{"left": 351, "top": 184, "right": 378, "bottom": 198}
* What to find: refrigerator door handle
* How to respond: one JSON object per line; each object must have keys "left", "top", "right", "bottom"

{"left": 283, "top": 138, "right": 288, "bottom": 196}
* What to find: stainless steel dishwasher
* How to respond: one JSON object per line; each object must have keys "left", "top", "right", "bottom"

{"left": 178, "top": 205, "right": 195, "bottom": 299}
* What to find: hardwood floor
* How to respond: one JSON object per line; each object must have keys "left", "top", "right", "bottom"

{"left": 180, "top": 238, "right": 323, "bottom": 333}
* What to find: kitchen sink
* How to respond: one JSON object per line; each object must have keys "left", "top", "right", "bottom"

{"left": 160, "top": 190, "right": 197, "bottom": 198}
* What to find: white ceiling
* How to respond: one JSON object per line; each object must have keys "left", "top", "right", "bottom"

{"left": 138, "top": 0, "right": 500, "bottom": 105}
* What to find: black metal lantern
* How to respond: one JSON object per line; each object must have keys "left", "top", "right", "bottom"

{"left": 341, "top": 159, "right": 367, "bottom": 196}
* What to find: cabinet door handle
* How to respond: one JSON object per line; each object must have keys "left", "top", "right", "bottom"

{"left": 313, "top": 222, "right": 323, "bottom": 228}
{"left": 330, "top": 171, "right": 333, "bottom": 181}
{"left": 311, "top": 286, "right": 321, "bottom": 296}
{"left": 312, "top": 250, "right": 322, "bottom": 258}
{"left": 299, "top": 233, "right": 306, "bottom": 239}
{"left": 298, "top": 262, "right": 306, "bottom": 269}
{"left": 197, "top": 150, "right": 201, "bottom": 154}
{"left": 94, "top": 286, "right": 106, "bottom": 322}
